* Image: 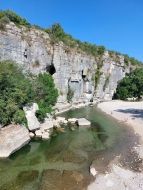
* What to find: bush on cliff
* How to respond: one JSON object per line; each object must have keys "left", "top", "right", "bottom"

{"left": 0, "top": 10, "right": 31, "bottom": 27}
{"left": 113, "top": 68, "right": 143, "bottom": 100}
{"left": 34, "top": 73, "right": 58, "bottom": 122}
{"left": 0, "top": 61, "right": 58, "bottom": 125}
{"left": 45, "top": 23, "right": 106, "bottom": 57}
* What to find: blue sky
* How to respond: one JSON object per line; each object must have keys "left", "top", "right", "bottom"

{"left": 0, "top": 0, "right": 143, "bottom": 61}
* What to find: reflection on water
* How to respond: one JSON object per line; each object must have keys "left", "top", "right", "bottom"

{"left": 0, "top": 106, "right": 138, "bottom": 190}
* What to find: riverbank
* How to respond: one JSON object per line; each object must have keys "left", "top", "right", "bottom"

{"left": 87, "top": 100, "right": 143, "bottom": 190}
{"left": 98, "top": 100, "right": 143, "bottom": 142}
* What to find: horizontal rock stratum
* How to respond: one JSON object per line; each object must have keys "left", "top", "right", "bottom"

{"left": 0, "top": 124, "right": 30, "bottom": 158}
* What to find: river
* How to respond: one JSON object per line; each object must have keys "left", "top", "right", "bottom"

{"left": 0, "top": 106, "right": 139, "bottom": 190}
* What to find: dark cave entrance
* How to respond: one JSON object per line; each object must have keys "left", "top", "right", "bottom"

{"left": 46, "top": 64, "right": 56, "bottom": 75}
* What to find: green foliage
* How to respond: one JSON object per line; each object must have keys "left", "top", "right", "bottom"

{"left": 0, "top": 10, "right": 31, "bottom": 27}
{"left": 45, "top": 23, "right": 106, "bottom": 57}
{"left": 94, "top": 68, "right": 102, "bottom": 89}
{"left": 114, "top": 68, "right": 143, "bottom": 100}
{"left": 0, "top": 61, "right": 33, "bottom": 126}
{"left": 0, "top": 61, "right": 58, "bottom": 125}
{"left": 67, "top": 85, "right": 74, "bottom": 103}
{"left": 34, "top": 73, "right": 58, "bottom": 122}
{"left": 0, "top": 15, "right": 10, "bottom": 30}
{"left": 0, "top": 10, "right": 142, "bottom": 66}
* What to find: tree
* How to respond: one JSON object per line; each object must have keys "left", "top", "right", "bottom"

{"left": 0, "top": 61, "right": 34, "bottom": 125}
{"left": 0, "top": 61, "right": 59, "bottom": 125}
{"left": 114, "top": 68, "right": 143, "bottom": 100}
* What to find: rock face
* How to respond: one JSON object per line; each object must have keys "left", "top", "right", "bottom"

{"left": 0, "top": 22, "right": 131, "bottom": 103}
{"left": 0, "top": 124, "right": 30, "bottom": 158}
{"left": 23, "top": 103, "right": 40, "bottom": 131}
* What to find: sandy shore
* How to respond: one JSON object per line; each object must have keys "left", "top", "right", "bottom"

{"left": 87, "top": 100, "right": 143, "bottom": 190}
{"left": 98, "top": 100, "right": 143, "bottom": 141}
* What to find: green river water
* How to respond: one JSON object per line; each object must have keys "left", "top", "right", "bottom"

{"left": 0, "top": 106, "right": 139, "bottom": 190}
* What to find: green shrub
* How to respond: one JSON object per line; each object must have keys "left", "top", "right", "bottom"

{"left": 94, "top": 68, "right": 102, "bottom": 89}
{"left": 0, "top": 10, "right": 31, "bottom": 27}
{"left": 0, "top": 61, "right": 58, "bottom": 125}
{"left": 34, "top": 73, "right": 58, "bottom": 122}
{"left": 114, "top": 68, "right": 143, "bottom": 100}
{"left": 0, "top": 61, "right": 34, "bottom": 126}
{"left": 45, "top": 23, "right": 106, "bottom": 57}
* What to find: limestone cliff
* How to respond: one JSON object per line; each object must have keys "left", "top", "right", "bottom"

{"left": 0, "top": 22, "right": 132, "bottom": 103}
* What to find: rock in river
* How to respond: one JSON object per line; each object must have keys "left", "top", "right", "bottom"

{"left": 78, "top": 118, "right": 91, "bottom": 128}
{"left": 0, "top": 124, "right": 30, "bottom": 158}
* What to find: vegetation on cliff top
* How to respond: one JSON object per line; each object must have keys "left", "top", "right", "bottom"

{"left": 0, "top": 10, "right": 142, "bottom": 66}
{"left": 114, "top": 68, "right": 143, "bottom": 100}
{"left": 0, "top": 61, "right": 58, "bottom": 126}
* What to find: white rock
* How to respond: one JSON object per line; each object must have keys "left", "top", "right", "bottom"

{"left": 0, "top": 125, "right": 30, "bottom": 158}
{"left": 106, "top": 180, "right": 114, "bottom": 187}
{"left": 63, "top": 120, "right": 68, "bottom": 124}
{"left": 68, "top": 118, "right": 77, "bottom": 124}
{"left": 29, "top": 132, "right": 35, "bottom": 138}
{"left": 78, "top": 118, "right": 91, "bottom": 127}
{"left": 35, "top": 130, "right": 42, "bottom": 138}
{"left": 56, "top": 117, "right": 66, "bottom": 124}
{"left": 40, "top": 118, "right": 53, "bottom": 132}
{"left": 23, "top": 103, "right": 40, "bottom": 131}
{"left": 53, "top": 119, "right": 60, "bottom": 127}
{"left": 42, "top": 132, "right": 50, "bottom": 140}
{"left": 90, "top": 166, "right": 98, "bottom": 177}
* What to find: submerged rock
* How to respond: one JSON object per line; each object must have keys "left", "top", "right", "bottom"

{"left": 0, "top": 124, "right": 30, "bottom": 158}
{"left": 78, "top": 118, "right": 91, "bottom": 128}
{"left": 40, "top": 169, "right": 91, "bottom": 190}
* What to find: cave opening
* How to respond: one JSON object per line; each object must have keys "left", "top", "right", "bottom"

{"left": 46, "top": 64, "right": 56, "bottom": 75}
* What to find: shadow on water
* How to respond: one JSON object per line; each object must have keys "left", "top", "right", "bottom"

{"left": 0, "top": 106, "right": 141, "bottom": 190}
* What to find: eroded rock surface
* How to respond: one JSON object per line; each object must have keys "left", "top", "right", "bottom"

{"left": 0, "top": 124, "right": 30, "bottom": 158}
{"left": 0, "top": 22, "right": 131, "bottom": 103}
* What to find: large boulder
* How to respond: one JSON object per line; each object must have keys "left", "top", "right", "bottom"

{"left": 0, "top": 124, "right": 30, "bottom": 158}
{"left": 23, "top": 103, "right": 40, "bottom": 131}
{"left": 78, "top": 118, "right": 91, "bottom": 128}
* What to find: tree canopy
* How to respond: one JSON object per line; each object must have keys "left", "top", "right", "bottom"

{"left": 0, "top": 61, "right": 58, "bottom": 126}
{"left": 113, "top": 68, "right": 143, "bottom": 100}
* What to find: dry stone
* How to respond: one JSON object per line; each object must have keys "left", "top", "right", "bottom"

{"left": 23, "top": 103, "right": 40, "bottom": 131}
{"left": 0, "top": 124, "right": 30, "bottom": 158}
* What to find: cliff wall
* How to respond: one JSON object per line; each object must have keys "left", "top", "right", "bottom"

{"left": 0, "top": 22, "right": 131, "bottom": 103}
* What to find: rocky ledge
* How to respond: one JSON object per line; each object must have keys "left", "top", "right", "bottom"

{"left": 0, "top": 103, "right": 92, "bottom": 158}
{"left": 0, "top": 124, "right": 30, "bottom": 158}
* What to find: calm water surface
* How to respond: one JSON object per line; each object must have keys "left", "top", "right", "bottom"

{"left": 0, "top": 106, "right": 138, "bottom": 190}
